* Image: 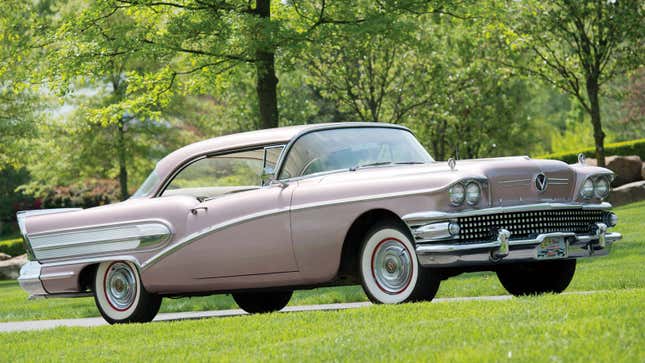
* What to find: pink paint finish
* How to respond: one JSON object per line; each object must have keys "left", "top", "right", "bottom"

{"left": 18, "top": 122, "right": 617, "bottom": 299}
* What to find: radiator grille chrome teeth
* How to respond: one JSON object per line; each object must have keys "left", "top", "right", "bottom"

{"left": 457, "top": 209, "right": 607, "bottom": 243}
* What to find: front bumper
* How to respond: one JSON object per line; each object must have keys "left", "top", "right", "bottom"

{"left": 415, "top": 231, "right": 621, "bottom": 267}
{"left": 404, "top": 202, "right": 622, "bottom": 267}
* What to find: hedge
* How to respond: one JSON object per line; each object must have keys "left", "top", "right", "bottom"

{"left": 539, "top": 138, "right": 645, "bottom": 164}
{"left": 0, "top": 237, "right": 25, "bottom": 257}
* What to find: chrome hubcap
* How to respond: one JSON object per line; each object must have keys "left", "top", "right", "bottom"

{"left": 105, "top": 262, "right": 136, "bottom": 310}
{"left": 372, "top": 239, "right": 413, "bottom": 294}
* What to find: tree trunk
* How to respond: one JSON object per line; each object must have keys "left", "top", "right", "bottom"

{"left": 255, "top": 0, "right": 279, "bottom": 129}
{"left": 586, "top": 76, "right": 606, "bottom": 167}
{"left": 117, "top": 121, "right": 129, "bottom": 200}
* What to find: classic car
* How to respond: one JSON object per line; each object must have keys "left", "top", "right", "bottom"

{"left": 17, "top": 123, "right": 621, "bottom": 324}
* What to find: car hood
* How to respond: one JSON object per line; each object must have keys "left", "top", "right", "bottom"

{"left": 303, "top": 156, "right": 611, "bottom": 206}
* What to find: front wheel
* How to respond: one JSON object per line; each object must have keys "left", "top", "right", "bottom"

{"left": 93, "top": 261, "right": 162, "bottom": 324}
{"left": 233, "top": 291, "right": 293, "bottom": 314}
{"left": 496, "top": 259, "right": 576, "bottom": 296}
{"left": 359, "top": 222, "right": 440, "bottom": 304}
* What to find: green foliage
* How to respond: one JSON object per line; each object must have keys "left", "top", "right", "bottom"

{"left": 0, "top": 237, "right": 24, "bottom": 257}
{"left": 540, "top": 138, "right": 645, "bottom": 163}
{"left": 38, "top": 179, "right": 121, "bottom": 209}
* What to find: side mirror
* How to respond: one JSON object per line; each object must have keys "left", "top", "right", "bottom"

{"left": 261, "top": 166, "right": 288, "bottom": 188}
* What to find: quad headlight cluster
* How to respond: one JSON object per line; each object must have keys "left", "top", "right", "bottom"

{"left": 449, "top": 181, "right": 482, "bottom": 206}
{"left": 580, "top": 175, "right": 611, "bottom": 199}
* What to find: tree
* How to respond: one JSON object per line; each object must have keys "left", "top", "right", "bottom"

{"left": 0, "top": 0, "right": 50, "bottom": 169}
{"left": 492, "top": 0, "right": 644, "bottom": 166}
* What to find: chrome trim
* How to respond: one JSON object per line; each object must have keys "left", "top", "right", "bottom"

{"left": 28, "top": 292, "right": 93, "bottom": 300}
{"left": 42, "top": 255, "right": 142, "bottom": 268}
{"left": 415, "top": 232, "right": 621, "bottom": 267}
{"left": 494, "top": 229, "right": 511, "bottom": 258}
{"left": 413, "top": 222, "right": 453, "bottom": 242}
{"left": 17, "top": 261, "right": 47, "bottom": 296}
{"left": 403, "top": 202, "right": 613, "bottom": 224}
{"left": 40, "top": 271, "right": 75, "bottom": 280}
{"left": 27, "top": 221, "right": 172, "bottom": 260}
{"left": 142, "top": 208, "right": 290, "bottom": 270}
{"left": 498, "top": 179, "right": 530, "bottom": 184}
{"left": 291, "top": 187, "right": 445, "bottom": 212}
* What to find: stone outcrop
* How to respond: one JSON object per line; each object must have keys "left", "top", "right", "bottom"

{"left": 585, "top": 155, "right": 643, "bottom": 186}
{"left": 607, "top": 156, "right": 643, "bottom": 186}
{"left": 0, "top": 254, "right": 27, "bottom": 280}
{"left": 607, "top": 180, "right": 645, "bottom": 207}
{"left": 0, "top": 253, "right": 11, "bottom": 261}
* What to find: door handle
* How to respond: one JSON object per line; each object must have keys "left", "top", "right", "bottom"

{"left": 190, "top": 206, "right": 208, "bottom": 215}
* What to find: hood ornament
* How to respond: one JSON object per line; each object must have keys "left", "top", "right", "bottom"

{"left": 535, "top": 172, "right": 548, "bottom": 192}
{"left": 448, "top": 158, "right": 456, "bottom": 171}
{"left": 578, "top": 153, "right": 586, "bottom": 165}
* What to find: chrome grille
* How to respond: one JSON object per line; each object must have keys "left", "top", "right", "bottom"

{"left": 457, "top": 209, "right": 608, "bottom": 243}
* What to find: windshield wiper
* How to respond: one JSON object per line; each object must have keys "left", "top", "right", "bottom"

{"left": 394, "top": 161, "right": 425, "bottom": 165}
{"left": 349, "top": 161, "right": 393, "bottom": 171}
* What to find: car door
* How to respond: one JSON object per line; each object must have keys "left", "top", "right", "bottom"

{"left": 183, "top": 183, "right": 298, "bottom": 278}
{"left": 152, "top": 146, "right": 298, "bottom": 281}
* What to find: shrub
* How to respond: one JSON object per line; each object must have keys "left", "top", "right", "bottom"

{"left": 539, "top": 138, "right": 645, "bottom": 163}
{"left": 0, "top": 237, "right": 25, "bottom": 257}
{"left": 41, "top": 179, "right": 121, "bottom": 209}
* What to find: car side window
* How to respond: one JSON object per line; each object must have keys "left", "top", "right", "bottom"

{"left": 162, "top": 148, "right": 273, "bottom": 199}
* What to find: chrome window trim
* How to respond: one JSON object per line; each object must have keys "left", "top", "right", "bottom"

{"left": 153, "top": 143, "right": 288, "bottom": 198}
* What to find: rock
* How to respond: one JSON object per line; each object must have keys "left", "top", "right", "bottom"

{"left": 0, "top": 253, "right": 11, "bottom": 261}
{"left": 642, "top": 163, "right": 645, "bottom": 180}
{"left": 607, "top": 180, "right": 645, "bottom": 207}
{"left": 606, "top": 155, "right": 642, "bottom": 187}
{"left": 0, "top": 254, "right": 28, "bottom": 280}
{"left": 585, "top": 158, "right": 597, "bottom": 166}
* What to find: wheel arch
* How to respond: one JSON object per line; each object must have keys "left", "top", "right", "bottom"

{"left": 337, "top": 208, "right": 410, "bottom": 281}
{"left": 78, "top": 263, "right": 99, "bottom": 291}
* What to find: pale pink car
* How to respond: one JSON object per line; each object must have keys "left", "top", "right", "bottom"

{"left": 17, "top": 123, "right": 621, "bottom": 323}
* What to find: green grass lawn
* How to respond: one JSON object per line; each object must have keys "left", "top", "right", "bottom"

{"left": 0, "top": 201, "right": 643, "bottom": 322}
{"left": 1, "top": 288, "right": 643, "bottom": 362}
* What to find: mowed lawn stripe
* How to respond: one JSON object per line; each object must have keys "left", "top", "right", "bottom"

{"left": 1, "top": 289, "right": 643, "bottom": 362}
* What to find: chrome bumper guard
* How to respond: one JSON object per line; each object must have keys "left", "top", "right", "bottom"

{"left": 17, "top": 261, "right": 48, "bottom": 298}
{"left": 415, "top": 227, "right": 621, "bottom": 267}
{"left": 404, "top": 203, "right": 622, "bottom": 267}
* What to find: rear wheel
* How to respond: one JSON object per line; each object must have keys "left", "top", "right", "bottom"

{"left": 232, "top": 291, "right": 293, "bottom": 314}
{"left": 93, "top": 261, "right": 162, "bottom": 324}
{"left": 359, "top": 222, "right": 440, "bottom": 304}
{"left": 496, "top": 259, "right": 576, "bottom": 296}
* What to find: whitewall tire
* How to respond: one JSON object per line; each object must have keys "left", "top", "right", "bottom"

{"left": 359, "top": 222, "right": 440, "bottom": 304}
{"left": 93, "top": 261, "right": 162, "bottom": 324}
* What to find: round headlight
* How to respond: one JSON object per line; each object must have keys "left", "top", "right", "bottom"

{"left": 594, "top": 176, "right": 610, "bottom": 198}
{"left": 449, "top": 183, "right": 465, "bottom": 206}
{"left": 580, "top": 178, "right": 594, "bottom": 199}
{"left": 465, "top": 182, "right": 481, "bottom": 205}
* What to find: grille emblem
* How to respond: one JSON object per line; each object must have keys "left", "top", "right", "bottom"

{"left": 535, "top": 173, "right": 548, "bottom": 192}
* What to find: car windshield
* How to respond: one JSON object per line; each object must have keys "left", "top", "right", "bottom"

{"left": 278, "top": 127, "right": 433, "bottom": 179}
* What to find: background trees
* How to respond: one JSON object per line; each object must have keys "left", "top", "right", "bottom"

{"left": 491, "top": 0, "right": 643, "bottom": 166}
{"left": 0, "top": 0, "right": 642, "bottom": 232}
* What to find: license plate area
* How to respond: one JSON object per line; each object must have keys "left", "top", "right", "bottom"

{"left": 536, "top": 237, "right": 567, "bottom": 260}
